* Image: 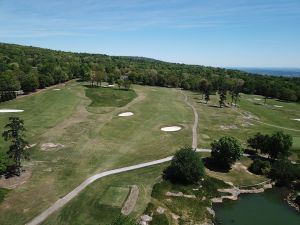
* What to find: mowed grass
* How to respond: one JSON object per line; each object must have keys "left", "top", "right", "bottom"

{"left": 0, "top": 84, "right": 192, "bottom": 225}
{"left": 85, "top": 87, "right": 137, "bottom": 107}
{"left": 42, "top": 164, "right": 166, "bottom": 225}
{"left": 99, "top": 186, "right": 130, "bottom": 207}
{"left": 187, "top": 92, "right": 300, "bottom": 161}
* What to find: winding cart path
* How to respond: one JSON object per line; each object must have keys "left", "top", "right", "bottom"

{"left": 26, "top": 90, "right": 200, "bottom": 225}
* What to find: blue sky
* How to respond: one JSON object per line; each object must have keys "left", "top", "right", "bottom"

{"left": 0, "top": 0, "right": 300, "bottom": 67}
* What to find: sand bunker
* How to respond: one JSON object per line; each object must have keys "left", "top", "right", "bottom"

{"left": 121, "top": 185, "right": 139, "bottom": 215}
{"left": 292, "top": 119, "right": 300, "bottom": 122}
{"left": 108, "top": 84, "right": 115, "bottom": 87}
{"left": 0, "top": 109, "right": 24, "bottom": 113}
{"left": 254, "top": 98, "right": 262, "bottom": 101}
{"left": 274, "top": 105, "right": 283, "bottom": 108}
{"left": 41, "top": 143, "right": 64, "bottom": 151}
{"left": 118, "top": 112, "right": 134, "bottom": 117}
{"left": 53, "top": 89, "right": 61, "bottom": 91}
{"left": 161, "top": 126, "right": 182, "bottom": 132}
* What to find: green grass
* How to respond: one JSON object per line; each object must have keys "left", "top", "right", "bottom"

{"left": 99, "top": 186, "right": 130, "bottom": 207}
{"left": 85, "top": 87, "right": 137, "bottom": 107}
{"left": 0, "top": 85, "right": 192, "bottom": 225}
{"left": 0, "top": 188, "right": 9, "bottom": 203}
{"left": 187, "top": 92, "right": 300, "bottom": 161}
{"left": 42, "top": 164, "right": 166, "bottom": 225}
{"left": 1, "top": 84, "right": 298, "bottom": 224}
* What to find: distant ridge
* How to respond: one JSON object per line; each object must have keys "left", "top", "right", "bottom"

{"left": 230, "top": 67, "right": 300, "bottom": 77}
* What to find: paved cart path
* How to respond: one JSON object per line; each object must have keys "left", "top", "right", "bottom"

{"left": 26, "top": 89, "right": 200, "bottom": 225}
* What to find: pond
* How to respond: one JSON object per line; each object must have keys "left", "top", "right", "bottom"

{"left": 214, "top": 188, "right": 300, "bottom": 225}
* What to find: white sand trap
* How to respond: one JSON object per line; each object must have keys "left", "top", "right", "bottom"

{"left": 108, "top": 84, "right": 115, "bottom": 87}
{"left": 161, "top": 126, "right": 182, "bottom": 132}
{"left": 273, "top": 105, "right": 283, "bottom": 108}
{"left": 0, "top": 109, "right": 24, "bottom": 113}
{"left": 292, "top": 119, "right": 300, "bottom": 122}
{"left": 254, "top": 98, "right": 262, "bottom": 101}
{"left": 53, "top": 89, "right": 61, "bottom": 91}
{"left": 118, "top": 112, "right": 134, "bottom": 117}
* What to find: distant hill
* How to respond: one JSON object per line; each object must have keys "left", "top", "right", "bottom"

{"left": 231, "top": 67, "right": 300, "bottom": 77}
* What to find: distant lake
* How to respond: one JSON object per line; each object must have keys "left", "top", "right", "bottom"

{"left": 214, "top": 188, "right": 300, "bottom": 225}
{"left": 228, "top": 67, "right": 300, "bottom": 77}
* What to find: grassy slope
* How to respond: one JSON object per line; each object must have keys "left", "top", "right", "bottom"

{"left": 188, "top": 92, "right": 300, "bottom": 161}
{"left": 0, "top": 85, "right": 192, "bottom": 225}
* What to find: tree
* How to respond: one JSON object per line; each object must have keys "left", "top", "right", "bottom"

{"left": 210, "top": 136, "right": 243, "bottom": 169}
{"left": 269, "top": 160, "right": 300, "bottom": 186}
{"left": 163, "top": 147, "right": 205, "bottom": 185}
{"left": 20, "top": 70, "right": 39, "bottom": 93}
{"left": 2, "top": 117, "right": 29, "bottom": 176}
{"left": 95, "top": 70, "right": 104, "bottom": 86}
{"left": 230, "top": 79, "right": 244, "bottom": 106}
{"left": 249, "top": 159, "right": 271, "bottom": 175}
{"left": 0, "top": 70, "right": 20, "bottom": 91}
{"left": 123, "top": 79, "right": 132, "bottom": 90}
{"left": 247, "top": 132, "right": 268, "bottom": 152}
{"left": 198, "top": 78, "right": 208, "bottom": 99}
{"left": 218, "top": 90, "right": 227, "bottom": 107}
{"left": 116, "top": 79, "right": 123, "bottom": 89}
{"left": 204, "top": 91, "right": 210, "bottom": 104}
{"left": 268, "top": 131, "right": 292, "bottom": 159}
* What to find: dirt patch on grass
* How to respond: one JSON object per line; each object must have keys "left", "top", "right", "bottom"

{"left": 0, "top": 171, "right": 31, "bottom": 189}
{"left": 220, "top": 125, "right": 238, "bottom": 130}
{"left": 232, "top": 162, "right": 253, "bottom": 175}
{"left": 40, "top": 143, "right": 64, "bottom": 151}
{"left": 201, "top": 134, "right": 210, "bottom": 139}
{"left": 121, "top": 185, "right": 139, "bottom": 215}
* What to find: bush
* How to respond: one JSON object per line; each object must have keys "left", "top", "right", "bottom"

{"left": 269, "top": 160, "right": 300, "bottom": 186}
{"left": 210, "top": 136, "right": 243, "bottom": 169}
{"left": 110, "top": 215, "right": 138, "bottom": 225}
{"left": 0, "top": 151, "right": 9, "bottom": 175}
{"left": 163, "top": 147, "right": 205, "bottom": 185}
{"left": 249, "top": 159, "right": 271, "bottom": 175}
{"left": 296, "top": 195, "right": 300, "bottom": 206}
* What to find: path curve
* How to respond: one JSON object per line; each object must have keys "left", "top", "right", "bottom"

{"left": 26, "top": 88, "right": 201, "bottom": 225}
{"left": 181, "top": 90, "right": 198, "bottom": 149}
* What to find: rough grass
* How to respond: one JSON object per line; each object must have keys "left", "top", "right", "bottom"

{"left": 187, "top": 92, "right": 300, "bottom": 161}
{"left": 146, "top": 176, "right": 229, "bottom": 225}
{"left": 0, "top": 84, "right": 192, "bottom": 225}
{"left": 0, "top": 188, "right": 9, "bottom": 203}
{"left": 41, "top": 164, "right": 166, "bottom": 225}
{"left": 85, "top": 87, "right": 137, "bottom": 107}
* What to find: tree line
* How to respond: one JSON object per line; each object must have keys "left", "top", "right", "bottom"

{"left": 1, "top": 43, "right": 300, "bottom": 103}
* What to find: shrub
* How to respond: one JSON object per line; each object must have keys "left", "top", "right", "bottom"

{"left": 163, "top": 147, "right": 205, "bottom": 185}
{"left": 249, "top": 159, "right": 271, "bottom": 175}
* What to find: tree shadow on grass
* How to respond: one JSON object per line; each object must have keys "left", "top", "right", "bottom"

{"left": 202, "top": 157, "right": 230, "bottom": 173}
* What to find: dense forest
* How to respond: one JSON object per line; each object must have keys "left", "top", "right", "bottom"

{"left": 1, "top": 42, "right": 300, "bottom": 103}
